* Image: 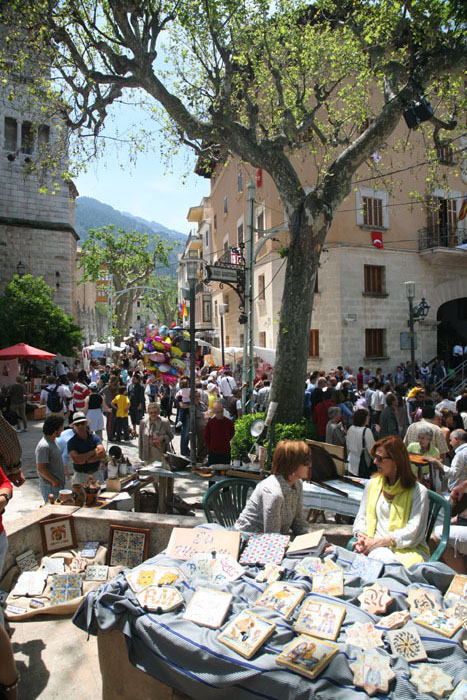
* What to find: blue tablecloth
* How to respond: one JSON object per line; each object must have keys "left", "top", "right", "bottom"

{"left": 74, "top": 533, "right": 466, "bottom": 700}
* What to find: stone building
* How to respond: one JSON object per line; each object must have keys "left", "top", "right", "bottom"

{"left": 193, "top": 124, "right": 467, "bottom": 375}
{"left": 0, "top": 50, "right": 78, "bottom": 317}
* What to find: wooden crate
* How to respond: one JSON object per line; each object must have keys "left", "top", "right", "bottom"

{"left": 32, "top": 405, "right": 46, "bottom": 420}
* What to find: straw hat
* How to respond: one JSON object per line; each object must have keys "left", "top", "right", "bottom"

{"left": 70, "top": 411, "right": 90, "bottom": 426}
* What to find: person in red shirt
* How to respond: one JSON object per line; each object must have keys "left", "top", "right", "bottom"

{"left": 0, "top": 466, "right": 13, "bottom": 576}
{"left": 312, "top": 389, "right": 337, "bottom": 442}
{"left": 204, "top": 401, "right": 235, "bottom": 466}
{"left": 72, "top": 370, "right": 91, "bottom": 414}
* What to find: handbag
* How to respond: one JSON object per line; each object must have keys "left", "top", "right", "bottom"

{"left": 358, "top": 428, "right": 375, "bottom": 479}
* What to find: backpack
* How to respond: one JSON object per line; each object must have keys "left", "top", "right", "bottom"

{"left": 45, "top": 386, "right": 63, "bottom": 413}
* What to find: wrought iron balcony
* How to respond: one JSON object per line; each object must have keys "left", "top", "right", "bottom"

{"left": 418, "top": 225, "right": 466, "bottom": 251}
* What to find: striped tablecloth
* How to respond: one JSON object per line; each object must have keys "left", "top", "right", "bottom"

{"left": 302, "top": 479, "right": 366, "bottom": 517}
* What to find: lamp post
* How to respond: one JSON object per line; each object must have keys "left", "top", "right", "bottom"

{"left": 184, "top": 257, "right": 199, "bottom": 468}
{"left": 218, "top": 302, "right": 227, "bottom": 367}
{"left": 405, "top": 281, "right": 430, "bottom": 386}
{"left": 16, "top": 261, "right": 25, "bottom": 278}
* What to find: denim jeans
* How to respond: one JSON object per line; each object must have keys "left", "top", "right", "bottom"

{"left": 39, "top": 477, "right": 61, "bottom": 503}
{"left": 180, "top": 413, "right": 190, "bottom": 457}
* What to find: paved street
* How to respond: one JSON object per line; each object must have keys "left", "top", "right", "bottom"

{"left": 4, "top": 416, "right": 208, "bottom": 525}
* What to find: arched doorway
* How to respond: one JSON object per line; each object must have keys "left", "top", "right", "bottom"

{"left": 437, "top": 298, "right": 467, "bottom": 360}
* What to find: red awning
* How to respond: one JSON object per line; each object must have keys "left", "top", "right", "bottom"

{"left": 0, "top": 343, "right": 56, "bottom": 360}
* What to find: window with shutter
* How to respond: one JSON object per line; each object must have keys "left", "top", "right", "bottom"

{"left": 365, "top": 329, "right": 385, "bottom": 357}
{"left": 258, "top": 274, "right": 265, "bottom": 301}
{"left": 362, "top": 196, "right": 383, "bottom": 227}
{"left": 364, "top": 265, "right": 385, "bottom": 294}
{"left": 308, "top": 330, "right": 319, "bottom": 357}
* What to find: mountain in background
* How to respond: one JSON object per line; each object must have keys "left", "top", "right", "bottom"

{"left": 74, "top": 196, "right": 186, "bottom": 277}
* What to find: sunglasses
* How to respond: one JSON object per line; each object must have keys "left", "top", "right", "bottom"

{"left": 374, "top": 454, "right": 391, "bottom": 463}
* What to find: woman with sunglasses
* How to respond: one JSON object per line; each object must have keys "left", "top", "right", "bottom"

{"left": 352, "top": 436, "right": 429, "bottom": 567}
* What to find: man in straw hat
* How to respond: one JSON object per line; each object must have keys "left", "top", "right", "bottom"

{"left": 67, "top": 412, "right": 106, "bottom": 485}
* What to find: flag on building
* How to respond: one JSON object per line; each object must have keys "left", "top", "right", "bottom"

{"left": 179, "top": 300, "right": 188, "bottom": 318}
{"left": 371, "top": 231, "right": 384, "bottom": 249}
{"left": 458, "top": 197, "right": 467, "bottom": 222}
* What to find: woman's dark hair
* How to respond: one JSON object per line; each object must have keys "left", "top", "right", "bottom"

{"left": 77, "top": 370, "right": 88, "bottom": 382}
{"left": 272, "top": 440, "right": 311, "bottom": 480}
{"left": 370, "top": 436, "right": 416, "bottom": 489}
{"left": 353, "top": 409, "right": 369, "bottom": 427}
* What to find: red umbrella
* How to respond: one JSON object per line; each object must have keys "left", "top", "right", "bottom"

{"left": 0, "top": 343, "right": 56, "bottom": 360}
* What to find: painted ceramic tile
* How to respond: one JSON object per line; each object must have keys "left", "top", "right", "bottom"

{"left": 183, "top": 588, "right": 233, "bottom": 629}
{"left": 407, "top": 587, "right": 441, "bottom": 615}
{"left": 444, "top": 575, "right": 467, "bottom": 604}
{"left": 294, "top": 599, "right": 346, "bottom": 640}
{"left": 218, "top": 610, "right": 276, "bottom": 658}
{"left": 387, "top": 624, "right": 427, "bottom": 662}
{"left": 110, "top": 529, "right": 147, "bottom": 568}
{"left": 126, "top": 566, "right": 183, "bottom": 593}
{"left": 16, "top": 550, "right": 39, "bottom": 572}
{"left": 68, "top": 557, "right": 88, "bottom": 573}
{"left": 446, "top": 598, "right": 467, "bottom": 629}
{"left": 255, "top": 563, "right": 283, "bottom": 583}
{"left": 185, "top": 553, "right": 244, "bottom": 584}
{"left": 85, "top": 565, "right": 109, "bottom": 582}
{"left": 414, "top": 609, "right": 463, "bottom": 638}
{"left": 358, "top": 583, "right": 392, "bottom": 615}
{"left": 81, "top": 541, "right": 100, "bottom": 558}
{"left": 350, "top": 649, "right": 395, "bottom": 697}
{"left": 410, "top": 664, "right": 453, "bottom": 699}
{"left": 276, "top": 634, "right": 339, "bottom": 680}
{"left": 137, "top": 585, "right": 184, "bottom": 613}
{"left": 49, "top": 573, "right": 83, "bottom": 605}
{"left": 311, "top": 570, "right": 344, "bottom": 597}
{"left": 380, "top": 610, "right": 412, "bottom": 630}
{"left": 239, "top": 533, "right": 290, "bottom": 566}
{"left": 449, "top": 679, "right": 467, "bottom": 700}
{"left": 344, "top": 622, "right": 384, "bottom": 650}
{"left": 255, "top": 581, "right": 305, "bottom": 619}
{"left": 41, "top": 557, "right": 65, "bottom": 575}
{"left": 348, "top": 555, "right": 383, "bottom": 581}
{"left": 12, "top": 571, "right": 48, "bottom": 597}
{"left": 295, "top": 557, "right": 340, "bottom": 577}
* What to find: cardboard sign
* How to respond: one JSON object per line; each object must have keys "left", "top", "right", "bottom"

{"left": 166, "top": 527, "right": 241, "bottom": 561}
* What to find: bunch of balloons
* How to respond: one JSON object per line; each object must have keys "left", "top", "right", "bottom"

{"left": 139, "top": 324, "right": 189, "bottom": 385}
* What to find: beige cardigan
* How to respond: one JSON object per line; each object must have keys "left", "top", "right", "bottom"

{"left": 138, "top": 415, "right": 173, "bottom": 464}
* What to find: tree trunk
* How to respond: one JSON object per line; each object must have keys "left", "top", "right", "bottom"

{"left": 269, "top": 207, "right": 324, "bottom": 424}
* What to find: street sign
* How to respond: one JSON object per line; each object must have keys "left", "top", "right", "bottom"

{"left": 206, "top": 265, "right": 240, "bottom": 283}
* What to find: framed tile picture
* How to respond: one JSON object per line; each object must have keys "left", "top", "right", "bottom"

{"left": 107, "top": 525, "right": 150, "bottom": 568}
{"left": 40, "top": 515, "right": 77, "bottom": 555}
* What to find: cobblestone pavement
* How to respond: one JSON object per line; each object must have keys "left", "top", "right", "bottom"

{"left": 4, "top": 417, "right": 208, "bottom": 525}
{"left": 3, "top": 416, "right": 208, "bottom": 699}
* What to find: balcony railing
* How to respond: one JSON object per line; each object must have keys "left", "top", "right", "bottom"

{"left": 418, "top": 225, "right": 466, "bottom": 251}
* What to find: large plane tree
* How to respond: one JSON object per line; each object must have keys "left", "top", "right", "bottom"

{"left": 2, "top": 0, "right": 465, "bottom": 422}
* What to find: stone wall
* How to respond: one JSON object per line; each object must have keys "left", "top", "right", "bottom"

{"left": 0, "top": 221, "right": 77, "bottom": 316}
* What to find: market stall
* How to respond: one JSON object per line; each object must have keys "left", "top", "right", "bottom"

{"left": 74, "top": 526, "right": 467, "bottom": 700}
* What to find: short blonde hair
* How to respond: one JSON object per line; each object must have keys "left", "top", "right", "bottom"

{"left": 148, "top": 403, "right": 161, "bottom": 413}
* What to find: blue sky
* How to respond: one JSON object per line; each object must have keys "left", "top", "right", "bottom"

{"left": 74, "top": 108, "right": 209, "bottom": 234}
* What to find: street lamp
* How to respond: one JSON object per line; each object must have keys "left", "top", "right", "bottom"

{"left": 16, "top": 261, "right": 25, "bottom": 277}
{"left": 405, "top": 281, "right": 431, "bottom": 386}
{"left": 183, "top": 256, "right": 200, "bottom": 468}
{"left": 218, "top": 302, "right": 227, "bottom": 367}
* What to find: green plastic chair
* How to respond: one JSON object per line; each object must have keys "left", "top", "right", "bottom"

{"left": 346, "top": 490, "right": 451, "bottom": 562}
{"left": 203, "top": 478, "right": 255, "bottom": 527}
